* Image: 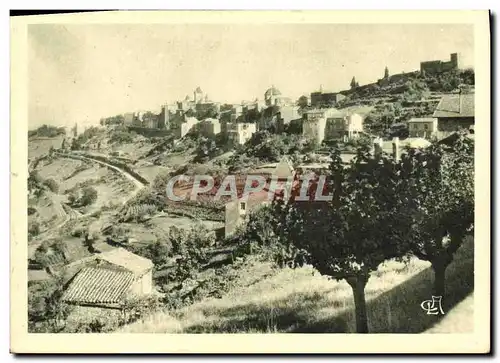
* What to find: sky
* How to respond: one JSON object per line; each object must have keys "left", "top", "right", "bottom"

{"left": 28, "top": 23, "right": 474, "bottom": 129}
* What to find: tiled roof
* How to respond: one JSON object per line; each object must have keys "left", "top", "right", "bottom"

{"left": 97, "top": 247, "right": 153, "bottom": 276}
{"left": 433, "top": 93, "right": 474, "bottom": 118}
{"left": 62, "top": 267, "right": 134, "bottom": 305}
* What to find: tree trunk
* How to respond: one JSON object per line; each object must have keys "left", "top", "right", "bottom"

{"left": 347, "top": 275, "right": 369, "bottom": 333}
{"left": 431, "top": 262, "right": 447, "bottom": 297}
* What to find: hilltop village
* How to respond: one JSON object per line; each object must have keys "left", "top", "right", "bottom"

{"left": 27, "top": 52, "right": 475, "bottom": 334}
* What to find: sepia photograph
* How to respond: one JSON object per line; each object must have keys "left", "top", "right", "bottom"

{"left": 10, "top": 10, "right": 490, "bottom": 354}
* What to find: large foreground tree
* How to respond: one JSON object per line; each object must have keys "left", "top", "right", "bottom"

{"left": 274, "top": 146, "right": 412, "bottom": 333}
{"left": 399, "top": 132, "right": 474, "bottom": 296}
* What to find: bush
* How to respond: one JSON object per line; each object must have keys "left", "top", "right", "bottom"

{"left": 110, "top": 131, "right": 135, "bottom": 144}
{"left": 80, "top": 187, "right": 98, "bottom": 206}
{"left": 28, "top": 277, "right": 74, "bottom": 333}
{"left": 28, "top": 125, "right": 66, "bottom": 139}
{"left": 28, "top": 221, "right": 41, "bottom": 238}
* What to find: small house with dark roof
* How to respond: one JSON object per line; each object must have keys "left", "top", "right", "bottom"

{"left": 61, "top": 248, "right": 153, "bottom": 309}
{"left": 433, "top": 92, "right": 474, "bottom": 137}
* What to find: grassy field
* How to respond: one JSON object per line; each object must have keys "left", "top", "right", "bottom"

{"left": 120, "top": 236, "right": 474, "bottom": 334}
{"left": 28, "top": 136, "right": 65, "bottom": 160}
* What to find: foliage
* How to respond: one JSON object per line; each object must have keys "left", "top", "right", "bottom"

{"left": 133, "top": 239, "right": 173, "bottom": 269}
{"left": 272, "top": 144, "right": 412, "bottom": 332}
{"left": 398, "top": 131, "right": 474, "bottom": 296}
{"left": 43, "top": 178, "right": 59, "bottom": 194}
{"left": 28, "top": 170, "right": 46, "bottom": 198}
{"left": 297, "top": 95, "right": 309, "bottom": 109}
{"left": 364, "top": 103, "right": 402, "bottom": 136}
{"left": 196, "top": 104, "right": 220, "bottom": 120}
{"left": 302, "top": 138, "right": 319, "bottom": 153}
{"left": 110, "top": 129, "right": 136, "bottom": 144}
{"left": 120, "top": 295, "right": 162, "bottom": 325}
{"left": 230, "top": 131, "right": 302, "bottom": 165}
{"left": 28, "top": 220, "right": 41, "bottom": 239}
{"left": 350, "top": 76, "right": 359, "bottom": 89}
{"left": 100, "top": 114, "right": 125, "bottom": 126}
{"left": 193, "top": 137, "right": 220, "bottom": 163}
{"left": 233, "top": 205, "right": 307, "bottom": 269}
{"left": 28, "top": 124, "right": 66, "bottom": 139}
{"left": 72, "top": 126, "right": 103, "bottom": 148}
{"left": 69, "top": 186, "right": 98, "bottom": 207}
{"left": 28, "top": 276, "right": 74, "bottom": 332}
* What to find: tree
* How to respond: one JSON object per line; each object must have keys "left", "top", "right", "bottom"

{"left": 43, "top": 178, "right": 59, "bottom": 194}
{"left": 297, "top": 95, "right": 309, "bottom": 109}
{"left": 274, "top": 145, "right": 412, "bottom": 333}
{"left": 350, "top": 76, "right": 357, "bottom": 89}
{"left": 384, "top": 66, "right": 389, "bottom": 79}
{"left": 28, "top": 276, "right": 74, "bottom": 332}
{"left": 399, "top": 132, "right": 474, "bottom": 296}
{"left": 168, "top": 225, "right": 211, "bottom": 281}
{"left": 79, "top": 186, "right": 98, "bottom": 206}
{"left": 70, "top": 138, "right": 81, "bottom": 150}
{"left": 28, "top": 170, "right": 43, "bottom": 192}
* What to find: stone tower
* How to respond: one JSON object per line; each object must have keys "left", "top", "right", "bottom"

{"left": 450, "top": 53, "right": 460, "bottom": 69}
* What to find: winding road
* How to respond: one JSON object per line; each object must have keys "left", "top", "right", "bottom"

{"left": 28, "top": 152, "right": 147, "bottom": 259}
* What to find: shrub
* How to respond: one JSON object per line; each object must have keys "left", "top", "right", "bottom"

{"left": 43, "top": 179, "right": 59, "bottom": 193}
{"left": 28, "top": 125, "right": 66, "bottom": 139}
{"left": 110, "top": 131, "right": 135, "bottom": 144}
{"left": 28, "top": 221, "right": 41, "bottom": 238}
{"left": 79, "top": 187, "right": 98, "bottom": 206}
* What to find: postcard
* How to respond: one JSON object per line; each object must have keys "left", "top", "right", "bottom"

{"left": 11, "top": 10, "right": 490, "bottom": 354}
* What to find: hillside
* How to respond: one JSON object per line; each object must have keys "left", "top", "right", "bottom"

{"left": 120, "top": 236, "right": 473, "bottom": 334}
{"left": 27, "top": 67, "right": 475, "bottom": 335}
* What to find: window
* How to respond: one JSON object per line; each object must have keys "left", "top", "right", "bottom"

{"left": 424, "top": 124, "right": 429, "bottom": 130}
{"left": 240, "top": 202, "right": 246, "bottom": 211}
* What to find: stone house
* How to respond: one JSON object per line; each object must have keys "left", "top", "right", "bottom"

{"left": 276, "top": 106, "right": 302, "bottom": 133}
{"left": 302, "top": 109, "right": 330, "bottom": 145}
{"left": 177, "top": 117, "right": 199, "bottom": 138}
{"left": 303, "top": 108, "right": 362, "bottom": 144}
{"left": 224, "top": 158, "right": 295, "bottom": 238}
{"left": 407, "top": 117, "right": 438, "bottom": 139}
{"left": 198, "top": 118, "right": 221, "bottom": 137}
{"left": 432, "top": 92, "right": 474, "bottom": 139}
{"left": 310, "top": 90, "right": 346, "bottom": 108}
{"left": 324, "top": 113, "right": 364, "bottom": 141}
{"left": 61, "top": 248, "right": 154, "bottom": 309}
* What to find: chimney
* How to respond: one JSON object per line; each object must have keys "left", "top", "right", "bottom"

{"left": 392, "top": 137, "right": 400, "bottom": 161}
